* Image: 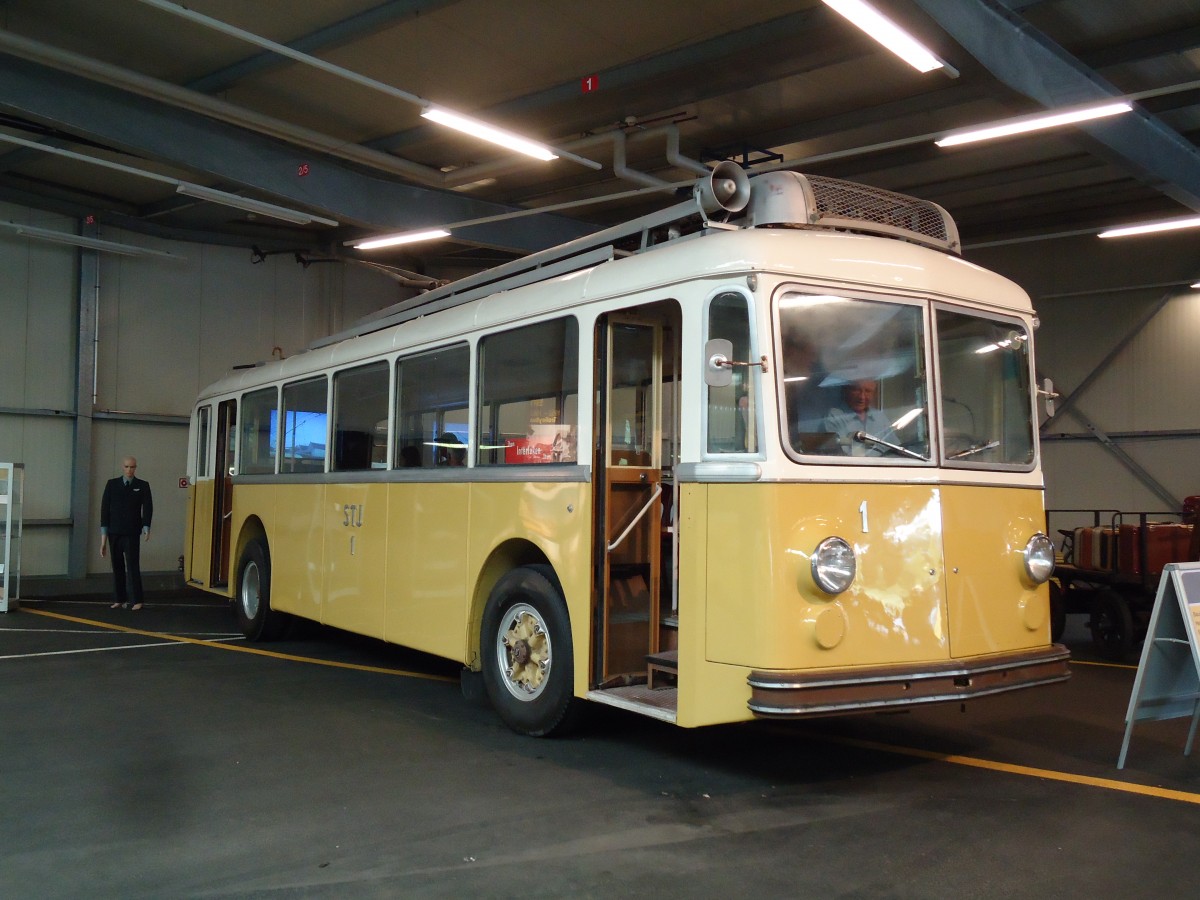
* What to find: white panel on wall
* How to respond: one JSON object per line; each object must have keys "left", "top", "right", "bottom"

{"left": 7, "top": 418, "right": 74, "bottom": 520}
{"left": 336, "top": 263, "right": 405, "bottom": 329}
{"left": 0, "top": 206, "right": 77, "bottom": 411}
{"left": 24, "top": 235, "right": 79, "bottom": 410}
{"left": 19, "top": 530, "right": 69, "bottom": 580}
{"left": 1127, "top": 295, "right": 1200, "bottom": 432}
{"left": 0, "top": 405, "right": 75, "bottom": 578}
{"left": 0, "top": 207, "right": 81, "bottom": 578}
{"left": 99, "top": 247, "right": 202, "bottom": 416}
{"left": 1, "top": 213, "right": 431, "bottom": 581}
{"left": 970, "top": 233, "right": 1200, "bottom": 514}
{"left": 0, "top": 229, "right": 30, "bottom": 408}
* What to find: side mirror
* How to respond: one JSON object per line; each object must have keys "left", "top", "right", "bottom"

{"left": 1039, "top": 378, "right": 1058, "bottom": 417}
{"left": 705, "top": 338, "right": 734, "bottom": 387}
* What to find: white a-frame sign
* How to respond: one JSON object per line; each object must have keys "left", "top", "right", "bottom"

{"left": 1118, "top": 562, "right": 1200, "bottom": 769}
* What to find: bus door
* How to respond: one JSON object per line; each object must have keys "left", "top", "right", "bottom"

{"left": 594, "top": 312, "right": 678, "bottom": 687}
{"left": 210, "top": 398, "right": 236, "bottom": 586}
{"left": 186, "top": 404, "right": 212, "bottom": 584}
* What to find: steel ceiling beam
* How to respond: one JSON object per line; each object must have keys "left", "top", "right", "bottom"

{"left": 0, "top": 55, "right": 595, "bottom": 253}
{"left": 186, "top": 0, "right": 465, "bottom": 94}
{"left": 912, "top": 0, "right": 1200, "bottom": 213}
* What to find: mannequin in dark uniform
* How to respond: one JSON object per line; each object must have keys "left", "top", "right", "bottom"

{"left": 100, "top": 456, "right": 153, "bottom": 610}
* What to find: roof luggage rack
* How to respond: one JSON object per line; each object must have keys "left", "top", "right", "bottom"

{"left": 315, "top": 166, "right": 959, "bottom": 348}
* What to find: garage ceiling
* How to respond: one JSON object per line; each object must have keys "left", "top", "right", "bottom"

{"left": 3, "top": 0, "right": 1200, "bottom": 278}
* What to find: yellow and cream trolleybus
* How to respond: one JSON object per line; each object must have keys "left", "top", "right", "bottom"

{"left": 184, "top": 166, "right": 1069, "bottom": 735}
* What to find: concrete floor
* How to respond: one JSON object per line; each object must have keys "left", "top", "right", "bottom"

{"left": 1, "top": 593, "right": 1197, "bottom": 899}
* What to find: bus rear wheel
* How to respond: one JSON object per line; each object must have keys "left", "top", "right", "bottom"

{"left": 481, "top": 566, "right": 581, "bottom": 737}
{"left": 235, "top": 538, "right": 288, "bottom": 642}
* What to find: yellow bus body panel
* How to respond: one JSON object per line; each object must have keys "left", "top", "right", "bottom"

{"left": 207, "top": 476, "right": 1047, "bottom": 730}
{"left": 701, "top": 482, "right": 1048, "bottom": 670}
{"left": 675, "top": 483, "right": 756, "bottom": 727}
{"left": 271, "top": 483, "right": 322, "bottom": 618}
{"left": 323, "top": 482, "right": 390, "bottom": 638}
{"left": 385, "top": 482, "right": 471, "bottom": 661}
{"left": 942, "top": 484, "right": 1050, "bottom": 655}
{"left": 185, "top": 481, "right": 213, "bottom": 585}
{"left": 705, "top": 482, "right": 948, "bottom": 671}
{"left": 465, "top": 481, "right": 592, "bottom": 681}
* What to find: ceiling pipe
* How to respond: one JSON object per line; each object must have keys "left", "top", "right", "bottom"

{"left": 612, "top": 131, "right": 674, "bottom": 189}
{"left": 662, "top": 125, "right": 712, "bottom": 176}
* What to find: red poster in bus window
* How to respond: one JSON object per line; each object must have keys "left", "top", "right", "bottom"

{"left": 505, "top": 425, "right": 575, "bottom": 463}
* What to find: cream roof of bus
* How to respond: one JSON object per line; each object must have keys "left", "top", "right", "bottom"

{"left": 570, "top": 226, "right": 1031, "bottom": 313}
{"left": 196, "top": 225, "right": 1031, "bottom": 402}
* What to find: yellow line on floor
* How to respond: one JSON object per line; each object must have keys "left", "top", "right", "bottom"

{"left": 1070, "top": 658, "right": 1137, "bottom": 670}
{"left": 824, "top": 734, "right": 1200, "bottom": 806}
{"left": 24, "top": 608, "right": 456, "bottom": 683}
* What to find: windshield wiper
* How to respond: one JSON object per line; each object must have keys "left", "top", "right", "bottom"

{"left": 853, "top": 431, "right": 928, "bottom": 461}
{"left": 948, "top": 439, "right": 1000, "bottom": 460}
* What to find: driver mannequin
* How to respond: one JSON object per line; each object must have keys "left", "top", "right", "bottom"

{"left": 822, "top": 379, "right": 897, "bottom": 456}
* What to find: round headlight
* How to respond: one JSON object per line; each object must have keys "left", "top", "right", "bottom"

{"left": 1023, "top": 532, "right": 1055, "bottom": 584}
{"left": 811, "top": 536, "right": 856, "bottom": 594}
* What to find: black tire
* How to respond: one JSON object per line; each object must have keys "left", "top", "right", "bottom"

{"left": 1089, "top": 589, "right": 1133, "bottom": 662}
{"left": 1049, "top": 580, "right": 1067, "bottom": 643}
{"left": 234, "top": 538, "right": 288, "bottom": 642}
{"left": 481, "top": 566, "right": 581, "bottom": 736}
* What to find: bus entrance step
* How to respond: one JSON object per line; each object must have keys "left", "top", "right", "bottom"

{"left": 646, "top": 649, "right": 678, "bottom": 690}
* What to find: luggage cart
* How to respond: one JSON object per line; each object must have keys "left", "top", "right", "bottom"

{"left": 1047, "top": 504, "right": 1199, "bottom": 661}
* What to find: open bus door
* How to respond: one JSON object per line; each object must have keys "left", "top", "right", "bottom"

{"left": 210, "top": 398, "right": 236, "bottom": 587}
{"left": 594, "top": 309, "right": 679, "bottom": 695}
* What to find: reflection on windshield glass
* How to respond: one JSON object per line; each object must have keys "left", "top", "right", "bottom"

{"left": 777, "top": 293, "right": 1036, "bottom": 468}
{"left": 936, "top": 309, "right": 1034, "bottom": 466}
{"left": 778, "top": 292, "right": 930, "bottom": 461}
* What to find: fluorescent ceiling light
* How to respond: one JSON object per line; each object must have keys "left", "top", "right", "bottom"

{"left": 822, "top": 0, "right": 945, "bottom": 73}
{"left": 0, "top": 221, "right": 181, "bottom": 259}
{"left": 421, "top": 107, "right": 558, "bottom": 161}
{"left": 175, "top": 184, "right": 339, "bottom": 227}
{"left": 352, "top": 229, "right": 451, "bottom": 251}
{"left": 936, "top": 102, "right": 1133, "bottom": 147}
{"left": 1098, "top": 216, "right": 1200, "bottom": 238}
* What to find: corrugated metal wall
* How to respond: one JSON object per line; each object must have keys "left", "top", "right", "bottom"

{"left": 0, "top": 201, "right": 400, "bottom": 583}
{"left": 972, "top": 231, "right": 1200, "bottom": 519}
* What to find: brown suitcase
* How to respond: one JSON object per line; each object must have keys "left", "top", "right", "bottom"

{"left": 1119, "top": 523, "right": 1195, "bottom": 576}
{"left": 1074, "top": 527, "right": 1092, "bottom": 568}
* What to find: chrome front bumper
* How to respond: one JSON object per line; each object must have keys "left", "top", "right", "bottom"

{"left": 747, "top": 644, "right": 1071, "bottom": 718}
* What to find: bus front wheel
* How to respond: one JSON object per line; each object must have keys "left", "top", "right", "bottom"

{"left": 235, "top": 539, "right": 288, "bottom": 642}
{"left": 481, "top": 566, "right": 581, "bottom": 737}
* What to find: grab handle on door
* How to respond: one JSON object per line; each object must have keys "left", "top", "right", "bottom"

{"left": 607, "top": 484, "right": 662, "bottom": 553}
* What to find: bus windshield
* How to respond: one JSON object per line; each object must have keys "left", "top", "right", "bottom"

{"left": 778, "top": 291, "right": 930, "bottom": 461}
{"left": 935, "top": 307, "right": 1034, "bottom": 467}
{"left": 777, "top": 291, "right": 1035, "bottom": 468}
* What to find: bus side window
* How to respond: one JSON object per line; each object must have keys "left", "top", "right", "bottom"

{"left": 332, "top": 362, "right": 389, "bottom": 471}
{"left": 706, "top": 291, "right": 757, "bottom": 454}
{"left": 280, "top": 377, "right": 328, "bottom": 474}
{"left": 195, "top": 405, "right": 211, "bottom": 477}
{"left": 477, "top": 318, "right": 578, "bottom": 466}
{"left": 395, "top": 344, "right": 470, "bottom": 468}
{"left": 240, "top": 387, "right": 278, "bottom": 475}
